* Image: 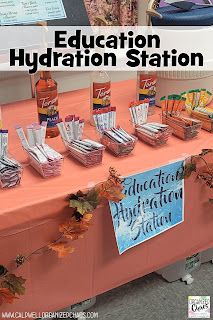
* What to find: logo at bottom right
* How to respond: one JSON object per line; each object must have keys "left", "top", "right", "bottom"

{"left": 188, "top": 296, "right": 210, "bottom": 318}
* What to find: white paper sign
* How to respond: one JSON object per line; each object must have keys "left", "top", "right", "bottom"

{"left": 0, "top": 0, "right": 66, "bottom": 25}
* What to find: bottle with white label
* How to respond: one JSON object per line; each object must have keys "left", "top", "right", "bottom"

{"left": 36, "top": 71, "right": 59, "bottom": 138}
{"left": 137, "top": 71, "right": 157, "bottom": 116}
{"left": 90, "top": 71, "right": 111, "bottom": 125}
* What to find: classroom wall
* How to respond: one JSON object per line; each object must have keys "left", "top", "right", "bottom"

{"left": 0, "top": 0, "right": 147, "bottom": 104}
{"left": 0, "top": 72, "right": 136, "bottom": 105}
{"left": 138, "top": 0, "right": 148, "bottom": 25}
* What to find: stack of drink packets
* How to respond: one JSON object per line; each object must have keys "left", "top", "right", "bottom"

{"left": 128, "top": 101, "right": 172, "bottom": 147}
{"left": 93, "top": 107, "right": 137, "bottom": 157}
{"left": 135, "top": 123, "right": 173, "bottom": 146}
{"left": 0, "top": 129, "right": 22, "bottom": 188}
{"left": 16, "top": 122, "right": 63, "bottom": 178}
{"left": 182, "top": 89, "right": 212, "bottom": 110}
{"left": 57, "top": 116, "right": 105, "bottom": 167}
{"left": 161, "top": 95, "right": 202, "bottom": 140}
{"left": 182, "top": 89, "right": 213, "bottom": 132}
{"left": 129, "top": 100, "right": 149, "bottom": 125}
{"left": 93, "top": 107, "right": 116, "bottom": 132}
{"left": 160, "top": 95, "right": 186, "bottom": 116}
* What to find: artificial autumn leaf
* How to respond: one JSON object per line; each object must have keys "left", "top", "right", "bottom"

{"left": 99, "top": 178, "right": 125, "bottom": 202}
{"left": 99, "top": 184, "right": 126, "bottom": 202}
{"left": 199, "top": 149, "right": 213, "bottom": 157}
{"left": 0, "top": 288, "right": 18, "bottom": 305}
{"left": 69, "top": 191, "right": 84, "bottom": 201}
{"left": 0, "top": 265, "right": 8, "bottom": 277}
{"left": 98, "top": 167, "right": 125, "bottom": 203}
{"left": 59, "top": 217, "right": 92, "bottom": 241}
{"left": 197, "top": 173, "right": 213, "bottom": 188}
{"left": 86, "top": 189, "right": 100, "bottom": 209}
{"left": 73, "top": 211, "right": 84, "bottom": 222}
{"left": 69, "top": 188, "right": 100, "bottom": 219}
{"left": 48, "top": 242, "right": 74, "bottom": 258}
{"left": 69, "top": 199, "right": 94, "bottom": 215}
{"left": 1, "top": 274, "right": 26, "bottom": 296}
{"left": 183, "top": 152, "right": 213, "bottom": 202}
{"left": 182, "top": 163, "right": 197, "bottom": 179}
{"left": 83, "top": 213, "right": 93, "bottom": 222}
{"left": 109, "top": 167, "right": 123, "bottom": 184}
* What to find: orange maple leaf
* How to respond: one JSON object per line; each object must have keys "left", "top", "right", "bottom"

{"left": 59, "top": 217, "right": 92, "bottom": 241}
{"left": 99, "top": 181, "right": 125, "bottom": 202}
{"left": 48, "top": 242, "right": 75, "bottom": 258}
{"left": 0, "top": 288, "right": 18, "bottom": 305}
{"left": 98, "top": 167, "right": 125, "bottom": 203}
{"left": 82, "top": 213, "right": 93, "bottom": 222}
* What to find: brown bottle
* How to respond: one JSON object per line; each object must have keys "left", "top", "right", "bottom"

{"left": 90, "top": 71, "right": 111, "bottom": 125}
{"left": 36, "top": 71, "right": 59, "bottom": 138}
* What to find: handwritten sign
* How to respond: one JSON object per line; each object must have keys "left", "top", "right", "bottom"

{"left": 109, "top": 161, "right": 184, "bottom": 254}
{"left": 0, "top": 0, "right": 66, "bottom": 25}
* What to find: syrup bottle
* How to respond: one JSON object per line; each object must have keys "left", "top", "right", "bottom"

{"left": 137, "top": 71, "right": 157, "bottom": 116}
{"left": 90, "top": 71, "right": 111, "bottom": 125}
{"left": 36, "top": 71, "right": 59, "bottom": 138}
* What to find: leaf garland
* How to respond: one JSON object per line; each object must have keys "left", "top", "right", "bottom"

{"left": 183, "top": 149, "right": 213, "bottom": 203}
{"left": 0, "top": 167, "right": 125, "bottom": 306}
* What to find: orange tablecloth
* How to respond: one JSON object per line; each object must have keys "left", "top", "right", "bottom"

{"left": 0, "top": 79, "right": 213, "bottom": 314}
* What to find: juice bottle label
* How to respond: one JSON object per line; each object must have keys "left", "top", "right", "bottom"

{"left": 93, "top": 81, "right": 111, "bottom": 110}
{"left": 138, "top": 74, "right": 157, "bottom": 107}
{"left": 37, "top": 90, "right": 59, "bottom": 128}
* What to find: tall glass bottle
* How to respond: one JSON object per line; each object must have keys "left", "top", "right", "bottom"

{"left": 36, "top": 71, "right": 59, "bottom": 138}
{"left": 137, "top": 71, "right": 157, "bottom": 116}
{"left": 90, "top": 71, "right": 111, "bottom": 125}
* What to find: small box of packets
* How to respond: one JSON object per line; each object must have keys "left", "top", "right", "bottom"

{"left": 16, "top": 123, "right": 63, "bottom": 178}
{"left": 57, "top": 115, "right": 105, "bottom": 167}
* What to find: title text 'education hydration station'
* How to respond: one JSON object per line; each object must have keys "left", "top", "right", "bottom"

{"left": 3, "top": 27, "right": 213, "bottom": 73}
